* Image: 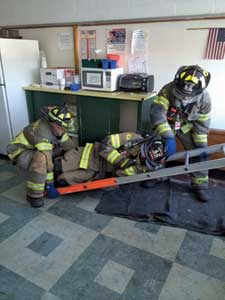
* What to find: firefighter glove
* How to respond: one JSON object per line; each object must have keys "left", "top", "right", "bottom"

{"left": 164, "top": 137, "right": 176, "bottom": 157}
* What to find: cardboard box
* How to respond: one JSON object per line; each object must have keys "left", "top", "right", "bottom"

{"left": 40, "top": 68, "right": 75, "bottom": 85}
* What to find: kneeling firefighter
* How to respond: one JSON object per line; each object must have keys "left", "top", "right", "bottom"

{"left": 7, "top": 105, "right": 75, "bottom": 208}
{"left": 55, "top": 132, "right": 168, "bottom": 186}
{"left": 150, "top": 65, "right": 211, "bottom": 202}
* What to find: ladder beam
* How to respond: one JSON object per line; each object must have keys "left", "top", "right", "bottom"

{"left": 167, "top": 143, "right": 225, "bottom": 162}
{"left": 116, "top": 158, "right": 225, "bottom": 185}
{"left": 57, "top": 143, "right": 225, "bottom": 195}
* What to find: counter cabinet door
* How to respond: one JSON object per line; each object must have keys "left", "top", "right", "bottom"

{"left": 26, "top": 91, "right": 67, "bottom": 121}
{"left": 77, "top": 96, "right": 120, "bottom": 145}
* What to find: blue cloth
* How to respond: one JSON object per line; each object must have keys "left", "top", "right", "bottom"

{"left": 46, "top": 183, "right": 59, "bottom": 199}
{"left": 164, "top": 137, "right": 176, "bottom": 157}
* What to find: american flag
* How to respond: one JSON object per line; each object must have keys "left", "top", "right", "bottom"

{"left": 204, "top": 28, "right": 225, "bottom": 60}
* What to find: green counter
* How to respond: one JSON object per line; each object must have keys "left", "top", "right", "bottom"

{"left": 24, "top": 86, "right": 155, "bottom": 145}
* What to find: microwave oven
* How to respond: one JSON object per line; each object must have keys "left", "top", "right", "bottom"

{"left": 81, "top": 67, "right": 124, "bottom": 92}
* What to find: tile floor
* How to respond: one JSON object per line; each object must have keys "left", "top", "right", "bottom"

{"left": 0, "top": 157, "right": 225, "bottom": 300}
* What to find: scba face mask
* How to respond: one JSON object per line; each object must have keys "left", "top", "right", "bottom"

{"left": 140, "top": 139, "right": 166, "bottom": 170}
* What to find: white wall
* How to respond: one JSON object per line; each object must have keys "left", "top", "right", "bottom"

{"left": 79, "top": 18, "right": 225, "bottom": 130}
{"left": 19, "top": 27, "right": 74, "bottom": 68}
{"left": 1, "top": 0, "right": 225, "bottom": 26}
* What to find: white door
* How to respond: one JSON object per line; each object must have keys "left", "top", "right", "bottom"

{"left": 0, "top": 38, "right": 40, "bottom": 137}
{"left": 0, "top": 85, "right": 12, "bottom": 154}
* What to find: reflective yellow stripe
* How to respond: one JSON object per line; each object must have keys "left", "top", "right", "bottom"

{"left": 180, "top": 71, "right": 186, "bottom": 79}
{"left": 35, "top": 142, "right": 53, "bottom": 151}
{"left": 192, "top": 133, "right": 207, "bottom": 143}
{"left": 32, "top": 120, "right": 40, "bottom": 129}
{"left": 48, "top": 111, "right": 68, "bottom": 128}
{"left": 125, "top": 133, "right": 132, "bottom": 140}
{"left": 120, "top": 158, "right": 129, "bottom": 168}
{"left": 153, "top": 96, "right": 169, "bottom": 110}
{"left": 10, "top": 131, "right": 31, "bottom": 146}
{"left": 111, "top": 134, "right": 121, "bottom": 149}
{"left": 185, "top": 75, "right": 199, "bottom": 84}
{"left": 26, "top": 181, "right": 45, "bottom": 191}
{"left": 59, "top": 133, "right": 69, "bottom": 143}
{"left": 124, "top": 166, "right": 136, "bottom": 175}
{"left": 192, "top": 176, "right": 209, "bottom": 185}
{"left": 46, "top": 172, "right": 54, "bottom": 181}
{"left": 8, "top": 148, "right": 24, "bottom": 160}
{"left": 107, "top": 150, "right": 121, "bottom": 164}
{"left": 197, "top": 113, "right": 211, "bottom": 122}
{"left": 155, "top": 123, "right": 172, "bottom": 135}
{"left": 181, "top": 123, "right": 193, "bottom": 134}
{"left": 79, "top": 143, "right": 93, "bottom": 169}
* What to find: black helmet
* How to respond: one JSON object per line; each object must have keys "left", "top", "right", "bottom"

{"left": 48, "top": 105, "right": 74, "bottom": 128}
{"left": 173, "top": 65, "right": 211, "bottom": 98}
{"left": 140, "top": 139, "right": 166, "bottom": 170}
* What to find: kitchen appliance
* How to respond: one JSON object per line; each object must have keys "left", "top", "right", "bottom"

{"left": 0, "top": 38, "right": 40, "bottom": 154}
{"left": 81, "top": 67, "right": 124, "bottom": 92}
{"left": 118, "top": 73, "right": 154, "bottom": 92}
{"left": 40, "top": 67, "right": 75, "bottom": 89}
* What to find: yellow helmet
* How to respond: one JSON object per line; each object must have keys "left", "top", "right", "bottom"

{"left": 174, "top": 65, "right": 211, "bottom": 98}
{"left": 48, "top": 105, "right": 74, "bottom": 128}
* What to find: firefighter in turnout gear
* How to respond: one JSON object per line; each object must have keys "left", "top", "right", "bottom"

{"left": 150, "top": 65, "right": 211, "bottom": 202}
{"left": 7, "top": 105, "right": 75, "bottom": 208}
{"left": 56, "top": 132, "right": 167, "bottom": 186}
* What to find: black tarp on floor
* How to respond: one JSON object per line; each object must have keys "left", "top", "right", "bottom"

{"left": 95, "top": 179, "right": 225, "bottom": 236}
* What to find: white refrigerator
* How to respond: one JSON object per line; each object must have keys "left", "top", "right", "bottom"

{"left": 0, "top": 38, "right": 40, "bottom": 154}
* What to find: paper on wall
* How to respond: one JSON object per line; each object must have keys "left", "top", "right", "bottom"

{"left": 128, "top": 56, "right": 147, "bottom": 73}
{"left": 58, "top": 32, "right": 73, "bottom": 50}
{"left": 128, "top": 29, "right": 148, "bottom": 73}
{"left": 107, "top": 28, "right": 126, "bottom": 54}
{"left": 131, "top": 29, "right": 147, "bottom": 55}
{"left": 80, "top": 30, "right": 96, "bottom": 59}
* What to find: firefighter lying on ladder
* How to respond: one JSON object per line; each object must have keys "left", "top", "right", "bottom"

{"left": 53, "top": 130, "right": 212, "bottom": 205}
{"left": 55, "top": 132, "right": 167, "bottom": 189}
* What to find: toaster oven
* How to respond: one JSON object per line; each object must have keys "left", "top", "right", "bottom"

{"left": 118, "top": 73, "right": 154, "bottom": 92}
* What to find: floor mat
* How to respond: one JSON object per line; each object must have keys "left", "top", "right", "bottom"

{"left": 95, "top": 179, "right": 225, "bottom": 236}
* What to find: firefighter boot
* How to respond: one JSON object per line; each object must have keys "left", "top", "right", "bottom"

{"left": 193, "top": 189, "right": 210, "bottom": 203}
{"left": 27, "top": 195, "right": 44, "bottom": 208}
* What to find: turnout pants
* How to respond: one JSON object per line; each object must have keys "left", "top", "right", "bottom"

{"left": 16, "top": 150, "right": 48, "bottom": 198}
{"left": 57, "top": 148, "right": 96, "bottom": 185}
{"left": 176, "top": 130, "right": 208, "bottom": 190}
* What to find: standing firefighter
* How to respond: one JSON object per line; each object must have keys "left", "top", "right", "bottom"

{"left": 56, "top": 132, "right": 167, "bottom": 186}
{"left": 7, "top": 105, "right": 75, "bottom": 207}
{"left": 150, "top": 65, "right": 211, "bottom": 202}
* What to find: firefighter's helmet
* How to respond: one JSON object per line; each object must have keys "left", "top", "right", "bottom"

{"left": 173, "top": 65, "right": 210, "bottom": 98}
{"left": 48, "top": 105, "right": 74, "bottom": 128}
{"left": 140, "top": 139, "right": 166, "bottom": 170}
